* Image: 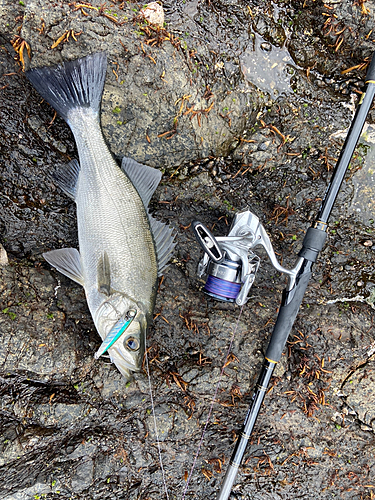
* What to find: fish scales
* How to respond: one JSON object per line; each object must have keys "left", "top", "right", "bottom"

{"left": 69, "top": 109, "right": 158, "bottom": 307}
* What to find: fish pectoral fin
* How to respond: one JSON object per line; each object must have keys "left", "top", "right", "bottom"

{"left": 43, "top": 248, "right": 84, "bottom": 286}
{"left": 149, "top": 214, "right": 176, "bottom": 276}
{"left": 121, "top": 157, "right": 162, "bottom": 208}
{"left": 52, "top": 159, "right": 80, "bottom": 200}
{"left": 97, "top": 251, "right": 111, "bottom": 295}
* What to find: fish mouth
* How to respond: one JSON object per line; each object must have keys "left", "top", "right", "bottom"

{"left": 111, "top": 360, "right": 132, "bottom": 380}
{"left": 109, "top": 332, "right": 145, "bottom": 373}
{"left": 109, "top": 346, "right": 143, "bottom": 380}
{"left": 94, "top": 297, "right": 147, "bottom": 378}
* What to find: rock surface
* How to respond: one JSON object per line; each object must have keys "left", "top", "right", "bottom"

{"left": 16, "top": 0, "right": 262, "bottom": 169}
{"left": 1, "top": 0, "right": 375, "bottom": 499}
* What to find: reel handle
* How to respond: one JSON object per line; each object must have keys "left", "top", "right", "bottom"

{"left": 192, "top": 221, "right": 224, "bottom": 263}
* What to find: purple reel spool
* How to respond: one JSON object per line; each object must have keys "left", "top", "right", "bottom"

{"left": 203, "top": 257, "right": 242, "bottom": 302}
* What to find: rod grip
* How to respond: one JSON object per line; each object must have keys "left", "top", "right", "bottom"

{"left": 366, "top": 53, "right": 375, "bottom": 82}
{"left": 265, "top": 271, "right": 311, "bottom": 362}
{"left": 298, "top": 227, "right": 327, "bottom": 262}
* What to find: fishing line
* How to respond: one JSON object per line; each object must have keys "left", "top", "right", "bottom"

{"left": 181, "top": 305, "right": 244, "bottom": 499}
{"left": 144, "top": 341, "right": 170, "bottom": 500}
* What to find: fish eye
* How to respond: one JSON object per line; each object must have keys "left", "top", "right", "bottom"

{"left": 127, "top": 309, "right": 137, "bottom": 319}
{"left": 125, "top": 336, "right": 140, "bottom": 351}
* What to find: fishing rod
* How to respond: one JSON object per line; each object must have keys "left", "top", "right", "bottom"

{"left": 193, "top": 52, "right": 375, "bottom": 499}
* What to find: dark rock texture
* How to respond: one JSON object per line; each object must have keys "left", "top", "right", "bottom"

{"left": 16, "top": 0, "right": 262, "bottom": 169}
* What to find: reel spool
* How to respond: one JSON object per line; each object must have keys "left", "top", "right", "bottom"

{"left": 193, "top": 211, "right": 296, "bottom": 306}
{"left": 204, "top": 256, "right": 242, "bottom": 302}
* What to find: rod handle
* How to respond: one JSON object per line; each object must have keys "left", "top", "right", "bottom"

{"left": 217, "top": 463, "right": 239, "bottom": 500}
{"left": 265, "top": 269, "right": 311, "bottom": 362}
{"left": 366, "top": 53, "right": 375, "bottom": 82}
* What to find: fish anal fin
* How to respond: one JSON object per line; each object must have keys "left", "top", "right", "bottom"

{"left": 52, "top": 159, "right": 80, "bottom": 200}
{"left": 121, "top": 157, "right": 162, "bottom": 208}
{"left": 149, "top": 214, "right": 176, "bottom": 276}
{"left": 43, "top": 248, "right": 84, "bottom": 286}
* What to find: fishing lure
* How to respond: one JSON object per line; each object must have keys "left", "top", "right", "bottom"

{"left": 94, "top": 309, "right": 137, "bottom": 359}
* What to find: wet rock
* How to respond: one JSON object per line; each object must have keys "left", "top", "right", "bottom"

{"left": 252, "top": 12, "right": 286, "bottom": 47}
{"left": 27, "top": 115, "right": 67, "bottom": 154}
{"left": 343, "top": 360, "right": 375, "bottom": 431}
{"left": 33, "top": 402, "right": 97, "bottom": 426}
{"left": 71, "top": 457, "right": 95, "bottom": 492}
{"left": 3, "top": 483, "right": 51, "bottom": 500}
{"left": 17, "top": 0, "right": 261, "bottom": 169}
{"left": 0, "top": 265, "right": 84, "bottom": 377}
{"left": 145, "top": 404, "right": 185, "bottom": 441}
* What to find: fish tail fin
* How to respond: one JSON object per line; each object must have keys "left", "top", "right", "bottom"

{"left": 26, "top": 52, "right": 107, "bottom": 122}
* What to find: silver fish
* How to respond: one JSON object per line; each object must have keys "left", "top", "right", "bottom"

{"left": 26, "top": 53, "right": 175, "bottom": 380}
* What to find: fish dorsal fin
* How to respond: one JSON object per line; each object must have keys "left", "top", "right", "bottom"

{"left": 97, "top": 251, "right": 111, "bottom": 295}
{"left": 148, "top": 214, "right": 176, "bottom": 276}
{"left": 43, "top": 248, "right": 84, "bottom": 286}
{"left": 121, "top": 157, "right": 162, "bottom": 208}
{"left": 52, "top": 159, "right": 80, "bottom": 200}
{"left": 121, "top": 157, "right": 175, "bottom": 274}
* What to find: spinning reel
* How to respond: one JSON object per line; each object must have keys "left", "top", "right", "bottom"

{"left": 193, "top": 210, "right": 297, "bottom": 306}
